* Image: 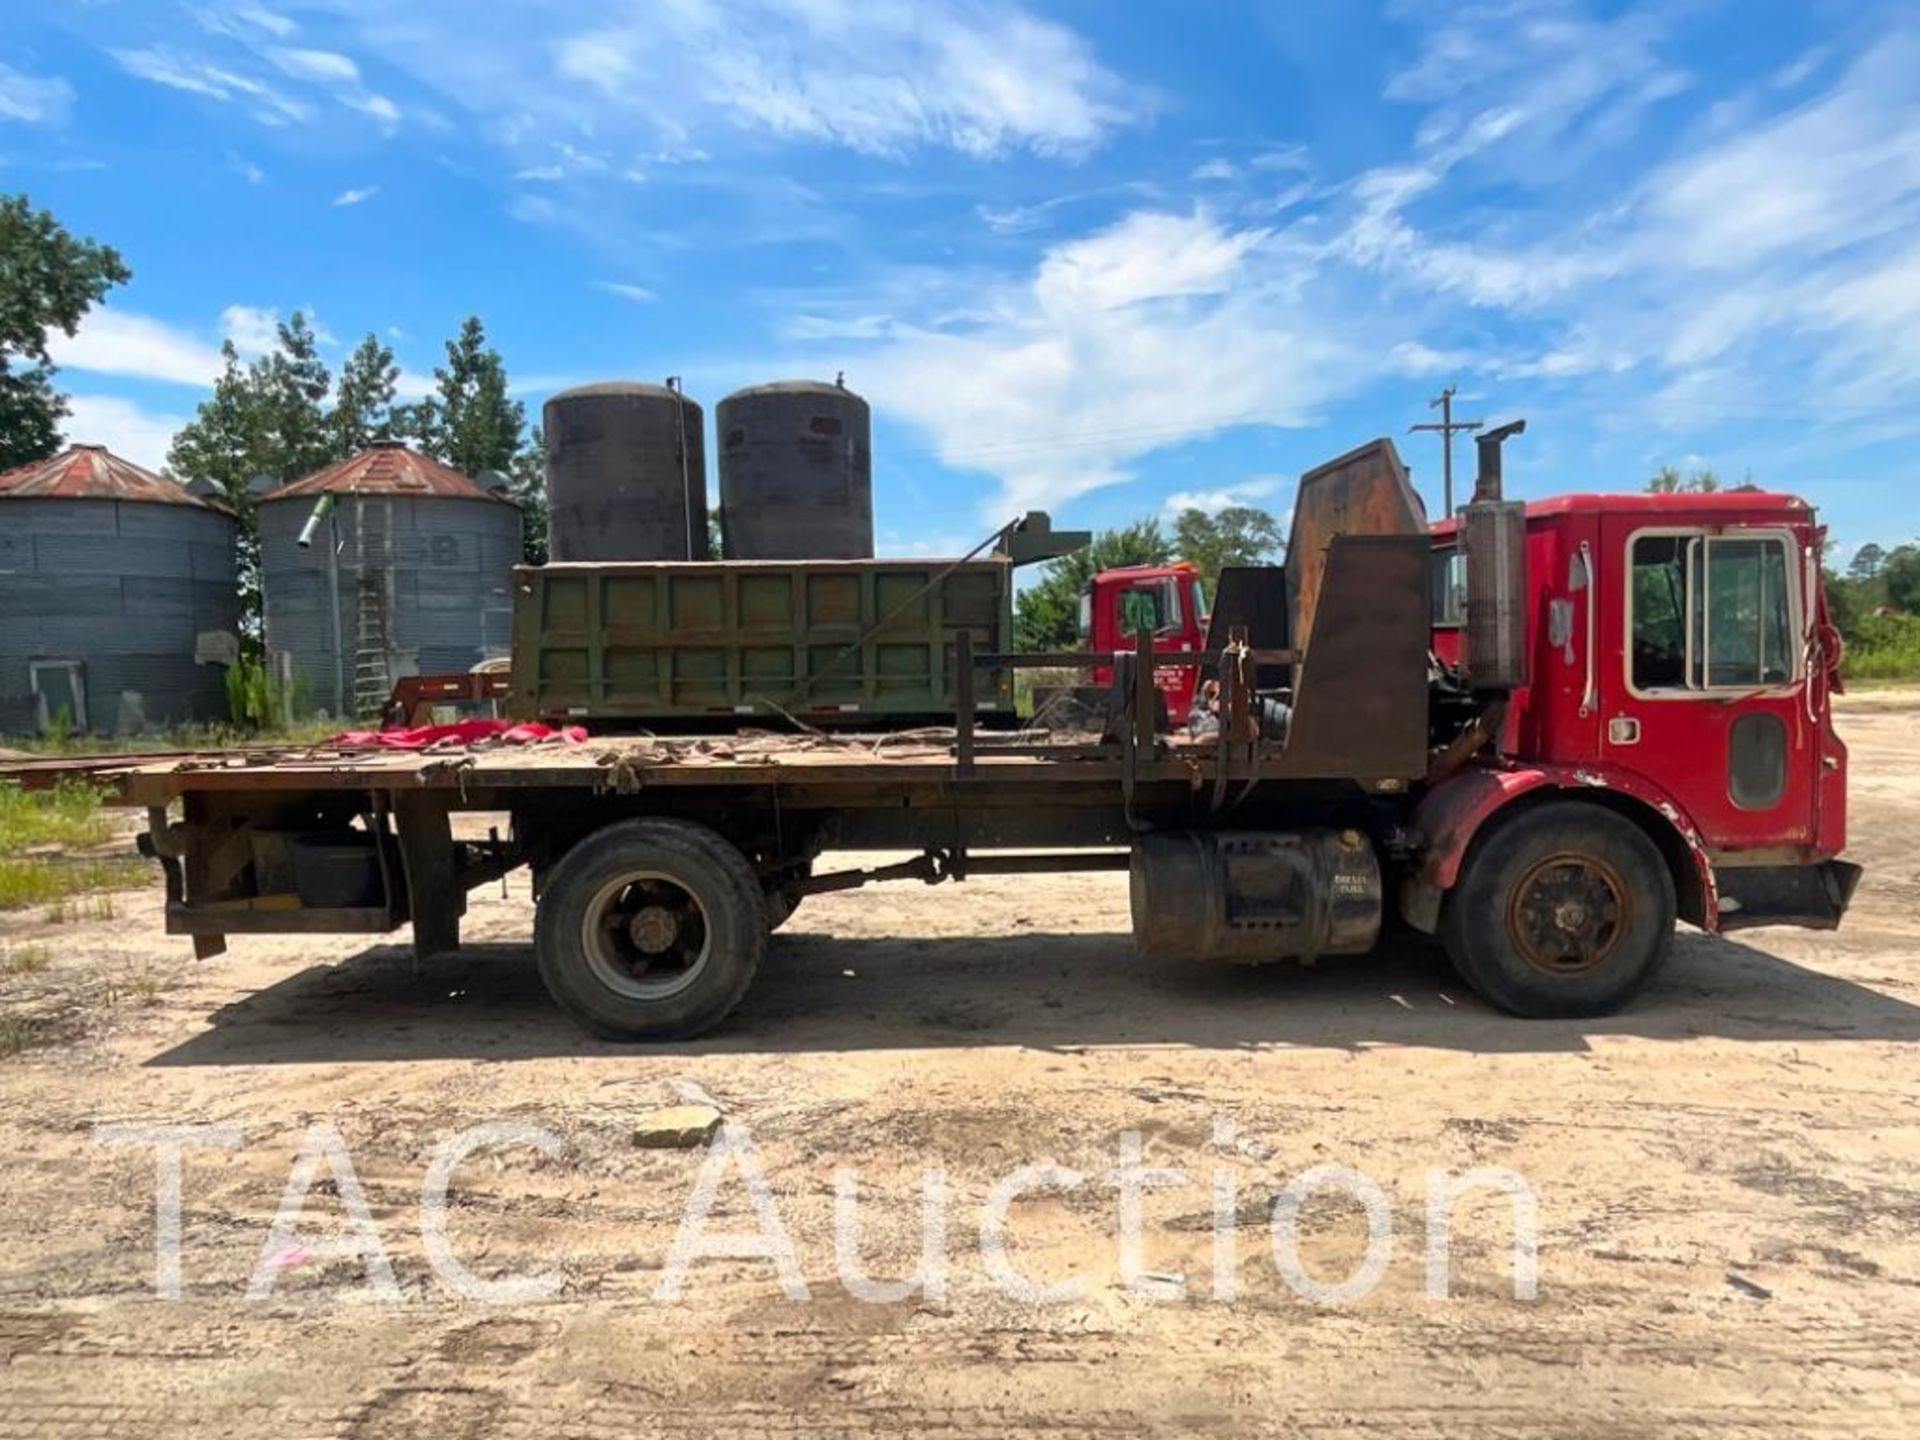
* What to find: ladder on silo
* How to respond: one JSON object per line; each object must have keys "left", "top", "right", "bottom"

{"left": 350, "top": 571, "right": 392, "bottom": 720}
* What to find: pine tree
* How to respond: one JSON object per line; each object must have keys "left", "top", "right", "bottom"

{"left": 508, "top": 425, "right": 549, "bottom": 565}
{"left": 166, "top": 341, "right": 276, "bottom": 650}
{"left": 259, "top": 311, "right": 333, "bottom": 479}
{"left": 409, "top": 316, "right": 525, "bottom": 477}
{"left": 331, "top": 333, "right": 399, "bottom": 456}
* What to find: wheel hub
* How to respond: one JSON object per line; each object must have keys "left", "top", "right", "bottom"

{"left": 1508, "top": 852, "right": 1631, "bottom": 977}
{"left": 628, "top": 904, "right": 682, "bottom": 954}
{"left": 579, "top": 873, "right": 712, "bottom": 1001}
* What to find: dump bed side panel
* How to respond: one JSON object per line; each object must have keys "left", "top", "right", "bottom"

{"left": 510, "top": 558, "right": 1015, "bottom": 726}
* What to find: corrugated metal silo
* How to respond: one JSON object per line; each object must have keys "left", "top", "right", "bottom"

{"left": 544, "top": 382, "right": 708, "bottom": 561}
{"left": 0, "top": 445, "right": 239, "bottom": 735}
{"left": 258, "top": 441, "right": 523, "bottom": 718}
{"left": 717, "top": 379, "right": 873, "bottom": 559}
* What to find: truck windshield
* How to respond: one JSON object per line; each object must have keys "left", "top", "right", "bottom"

{"left": 1631, "top": 533, "right": 1796, "bottom": 692}
{"left": 1120, "top": 581, "right": 1181, "bottom": 636}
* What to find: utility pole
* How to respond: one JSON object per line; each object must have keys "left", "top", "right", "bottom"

{"left": 1410, "top": 387, "right": 1482, "bottom": 517}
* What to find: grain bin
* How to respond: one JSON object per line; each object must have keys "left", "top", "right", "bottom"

{"left": 545, "top": 382, "right": 708, "bottom": 561}
{"left": 259, "top": 441, "right": 522, "bottom": 718}
{"left": 0, "top": 444, "right": 240, "bottom": 735}
{"left": 717, "top": 379, "right": 873, "bottom": 559}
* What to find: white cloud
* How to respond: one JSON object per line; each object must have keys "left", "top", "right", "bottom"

{"left": 268, "top": 47, "right": 359, "bottom": 84}
{"left": 300, "top": 0, "right": 1138, "bottom": 163}
{"left": 47, "top": 310, "right": 225, "bottom": 387}
{"left": 347, "top": 92, "right": 401, "bottom": 125}
{"left": 596, "top": 281, "right": 656, "bottom": 302}
{"left": 1191, "top": 158, "right": 1238, "bottom": 183}
{"left": 61, "top": 394, "right": 187, "bottom": 471}
{"left": 548, "top": 1, "right": 1136, "bottom": 158}
{"left": 0, "top": 61, "right": 73, "bottom": 126}
{"left": 110, "top": 47, "right": 310, "bottom": 123}
{"left": 219, "top": 304, "right": 281, "bottom": 359}
{"left": 393, "top": 368, "right": 436, "bottom": 401}
{"left": 1162, "top": 476, "right": 1287, "bottom": 516}
{"left": 1034, "top": 210, "right": 1267, "bottom": 311}
{"left": 228, "top": 151, "right": 267, "bottom": 184}
{"left": 1643, "top": 36, "right": 1920, "bottom": 275}
{"left": 1385, "top": 0, "right": 1689, "bottom": 174}
{"left": 197, "top": 3, "right": 297, "bottom": 41}
{"left": 863, "top": 210, "right": 1357, "bottom": 517}
{"left": 333, "top": 185, "right": 379, "bottom": 206}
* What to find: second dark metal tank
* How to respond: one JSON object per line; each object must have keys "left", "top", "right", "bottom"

{"left": 717, "top": 379, "right": 872, "bottom": 559}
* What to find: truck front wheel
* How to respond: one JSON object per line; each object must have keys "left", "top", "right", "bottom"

{"left": 1442, "top": 802, "right": 1675, "bottom": 1018}
{"left": 534, "top": 819, "right": 766, "bottom": 1041}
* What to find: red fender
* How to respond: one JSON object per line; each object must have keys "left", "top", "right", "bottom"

{"left": 1409, "top": 761, "right": 1720, "bottom": 932}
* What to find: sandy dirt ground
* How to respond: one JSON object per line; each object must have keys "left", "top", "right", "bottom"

{"left": 0, "top": 696, "right": 1916, "bottom": 1437}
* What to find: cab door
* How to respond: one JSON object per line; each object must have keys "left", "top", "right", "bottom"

{"left": 1598, "top": 520, "right": 1817, "bottom": 850}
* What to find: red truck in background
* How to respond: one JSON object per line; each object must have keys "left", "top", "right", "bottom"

{"left": 1080, "top": 561, "right": 1210, "bottom": 724}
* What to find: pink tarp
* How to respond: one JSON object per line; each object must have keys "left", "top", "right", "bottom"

{"left": 326, "top": 719, "right": 589, "bottom": 751}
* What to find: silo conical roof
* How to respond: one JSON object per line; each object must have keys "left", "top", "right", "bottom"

{"left": 0, "top": 443, "right": 225, "bottom": 509}
{"left": 263, "top": 439, "right": 515, "bottom": 504}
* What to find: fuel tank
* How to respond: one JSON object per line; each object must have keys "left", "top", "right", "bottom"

{"left": 1130, "top": 829, "right": 1382, "bottom": 963}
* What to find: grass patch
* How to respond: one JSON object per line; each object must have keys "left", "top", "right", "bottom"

{"left": 43, "top": 890, "right": 121, "bottom": 925}
{"left": 0, "top": 1015, "right": 40, "bottom": 1060}
{"left": 1843, "top": 614, "right": 1920, "bottom": 684}
{"left": 0, "top": 857, "right": 151, "bottom": 912}
{"left": 1, "top": 943, "right": 52, "bottom": 975}
{"left": 0, "top": 779, "right": 114, "bottom": 853}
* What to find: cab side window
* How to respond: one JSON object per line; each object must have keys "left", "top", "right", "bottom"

{"left": 1631, "top": 532, "right": 1796, "bottom": 693}
{"left": 1630, "top": 536, "right": 1688, "bottom": 689}
{"left": 1430, "top": 549, "right": 1467, "bottom": 628}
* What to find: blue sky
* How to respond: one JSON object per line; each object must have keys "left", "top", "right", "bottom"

{"left": 3, "top": 0, "right": 1917, "bottom": 559}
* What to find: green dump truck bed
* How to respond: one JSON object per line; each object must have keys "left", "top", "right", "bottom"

{"left": 509, "top": 557, "right": 1018, "bottom": 728}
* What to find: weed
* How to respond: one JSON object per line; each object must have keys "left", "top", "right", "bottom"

{"left": 1, "top": 944, "right": 52, "bottom": 975}
{"left": 0, "top": 1015, "right": 36, "bottom": 1060}
{"left": 0, "top": 857, "right": 150, "bottom": 912}
{"left": 0, "top": 780, "right": 114, "bottom": 854}
{"left": 1844, "top": 614, "right": 1920, "bottom": 684}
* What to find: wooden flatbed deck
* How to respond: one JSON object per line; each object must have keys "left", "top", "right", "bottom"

{"left": 112, "top": 731, "right": 1299, "bottom": 803}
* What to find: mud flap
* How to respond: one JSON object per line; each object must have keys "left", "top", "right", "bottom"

{"left": 1715, "top": 859, "right": 1862, "bottom": 932}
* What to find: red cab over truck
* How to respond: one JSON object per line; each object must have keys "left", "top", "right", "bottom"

{"left": 118, "top": 421, "right": 1858, "bottom": 1040}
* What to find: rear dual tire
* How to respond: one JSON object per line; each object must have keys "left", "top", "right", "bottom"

{"left": 535, "top": 819, "right": 765, "bottom": 1041}
{"left": 1442, "top": 801, "right": 1676, "bottom": 1018}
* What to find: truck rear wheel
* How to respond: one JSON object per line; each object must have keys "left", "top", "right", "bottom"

{"left": 534, "top": 819, "right": 766, "bottom": 1041}
{"left": 1442, "top": 801, "right": 1675, "bottom": 1018}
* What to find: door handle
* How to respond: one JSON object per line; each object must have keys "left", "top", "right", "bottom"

{"left": 1608, "top": 715, "right": 1641, "bottom": 746}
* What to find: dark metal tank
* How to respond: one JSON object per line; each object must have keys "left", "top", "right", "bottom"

{"left": 717, "top": 380, "right": 873, "bottom": 559}
{"left": 545, "top": 382, "right": 708, "bottom": 561}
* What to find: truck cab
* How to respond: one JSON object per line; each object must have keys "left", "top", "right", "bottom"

{"left": 1080, "top": 562, "right": 1209, "bottom": 721}
{"left": 1424, "top": 491, "right": 1853, "bottom": 933}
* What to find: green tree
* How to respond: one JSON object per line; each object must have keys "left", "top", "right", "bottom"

{"left": 255, "top": 311, "right": 333, "bottom": 480}
{"left": 508, "top": 425, "right": 549, "bottom": 565}
{"left": 406, "top": 316, "right": 525, "bottom": 477}
{"left": 1822, "top": 568, "right": 1860, "bottom": 639}
{"left": 1014, "top": 518, "right": 1171, "bottom": 651}
{"left": 1849, "top": 542, "right": 1887, "bottom": 582}
{"left": 1171, "top": 504, "right": 1284, "bottom": 589}
{"left": 0, "top": 194, "right": 131, "bottom": 468}
{"left": 331, "top": 333, "right": 399, "bottom": 455}
{"left": 1647, "top": 465, "right": 1722, "bottom": 494}
{"left": 166, "top": 341, "right": 277, "bottom": 650}
{"left": 1885, "top": 545, "right": 1920, "bottom": 614}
